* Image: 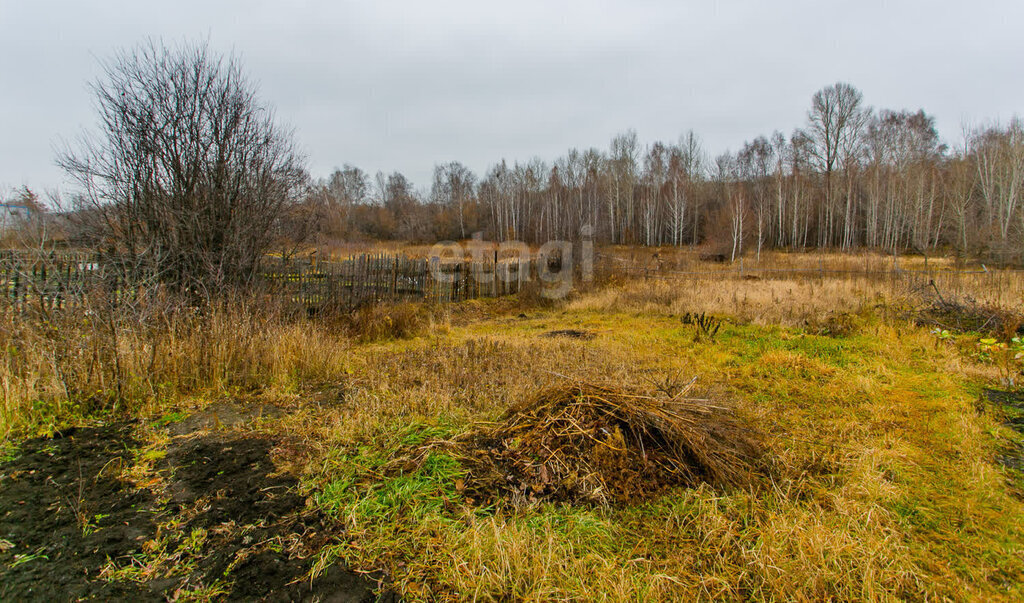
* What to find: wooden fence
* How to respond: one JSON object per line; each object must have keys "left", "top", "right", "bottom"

{"left": 0, "top": 250, "right": 108, "bottom": 310}
{"left": 0, "top": 250, "right": 538, "bottom": 312}
{"left": 262, "top": 253, "right": 536, "bottom": 310}
{"left": 12, "top": 248, "right": 1011, "bottom": 314}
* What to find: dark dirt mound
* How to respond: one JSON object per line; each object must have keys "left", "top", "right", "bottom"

{"left": 985, "top": 389, "right": 1024, "bottom": 472}
{"left": 166, "top": 400, "right": 284, "bottom": 436}
{"left": 0, "top": 426, "right": 392, "bottom": 602}
{"left": 163, "top": 436, "right": 302, "bottom": 527}
{"left": 541, "top": 329, "right": 596, "bottom": 340}
{"left": 0, "top": 424, "right": 156, "bottom": 601}
{"left": 984, "top": 388, "right": 1024, "bottom": 413}
{"left": 450, "top": 379, "right": 763, "bottom": 506}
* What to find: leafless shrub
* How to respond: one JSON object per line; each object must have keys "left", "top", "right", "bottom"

{"left": 57, "top": 39, "right": 306, "bottom": 295}
{"left": 681, "top": 311, "right": 722, "bottom": 342}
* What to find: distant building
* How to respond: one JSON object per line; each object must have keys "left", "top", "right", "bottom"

{"left": 0, "top": 202, "right": 40, "bottom": 234}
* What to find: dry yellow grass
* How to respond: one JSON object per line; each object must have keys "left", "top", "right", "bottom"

{"left": 574, "top": 268, "right": 1024, "bottom": 329}
{"left": 0, "top": 300, "right": 355, "bottom": 437}
{"left": 297, "top": 311, "right": 1023, "bottom": 601}
{"left": 604, "top": 246, "right": 964, "bottom": 272}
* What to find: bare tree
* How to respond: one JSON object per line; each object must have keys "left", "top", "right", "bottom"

{"left": 944, "top": 147, "right": 977, "bottom": 258}
{"left": 609, "top": 130, "right": 639, "bottom": 244}
{"left": 738, "top": 136, "right": 775, "bottom": 259}
{"left": 666, "top": 131, "right": 703, "bottom": 247}
{"left": 806, "top": 82, "right": 867, "bottom": 248}
{"left": 319, "top": 164, "right": 370, "bottom": 238}
{"left": 713, "top": 152, "right": 747, "bottom": 262}
{"left": 972, "top": 119, "right": 1024, "bottom": 260}
{"left": 379, "top": 172, "right": 422, "bottom": 240}
{"left": 788, "top": 130, "right": 814, "bottom": 249}
{"left": 430, "top": 162, "right": 477, "bottom": 239}
{"left": 640, "top": 142, "right": 668, "bottom": 246}
{"left": 58, "top": 39, "right": 305, "bottom": 294}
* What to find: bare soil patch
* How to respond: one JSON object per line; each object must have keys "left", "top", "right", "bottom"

{"left": 0, "top": 425, "right": 391, "bottom": 601}
{"left": 985, "top": 389, "right": 1024, "bottom": 473}
{"left": 0, "top": 425, "right": 156, "bottom": 600}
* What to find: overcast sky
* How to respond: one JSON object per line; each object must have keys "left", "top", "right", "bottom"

{"left": 2, "top": 0, "right": 1023, "bottom": 198}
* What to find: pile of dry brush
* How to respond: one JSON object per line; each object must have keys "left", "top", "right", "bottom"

{"left": 410, "top": 377, "right": 763, "bottom": 506}
{"left": 911, "top": 282, "right": 1023, "bottom": 338}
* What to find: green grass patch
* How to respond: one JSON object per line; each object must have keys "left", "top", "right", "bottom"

{"left": 151, "top": 411, "right": 187, "bottom": 427}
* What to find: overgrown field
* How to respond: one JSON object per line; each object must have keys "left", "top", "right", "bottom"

{"left": 2, "top": 254, "right": 1024, "bottom": 601}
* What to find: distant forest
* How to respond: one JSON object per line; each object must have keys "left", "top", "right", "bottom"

{"left": 305, "top": 82, "right": 1024, "bottom": 262}
{"left": 10, "top": 81, "right": 1023, "bottom": 263}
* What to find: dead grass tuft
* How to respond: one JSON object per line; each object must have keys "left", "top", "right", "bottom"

{"left": 345, "top": 302, "right": 441, "bottom": 342}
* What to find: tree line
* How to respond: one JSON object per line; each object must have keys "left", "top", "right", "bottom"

{"left": 306, "top": 83, "right": 1024, "bottom": 263}
{"left": 35, "top": 39, "right": 1024, "bottom": 293}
